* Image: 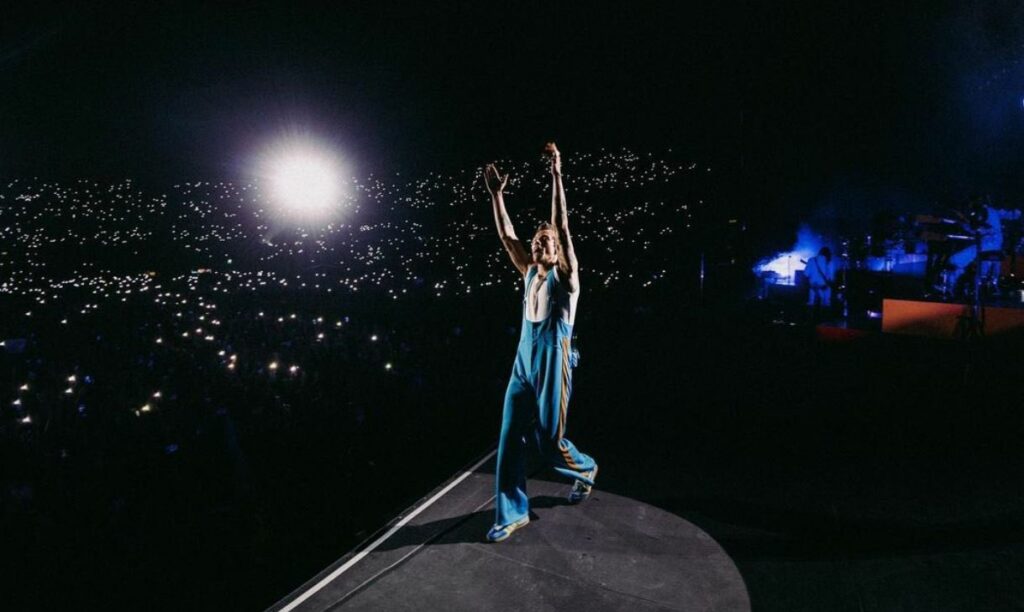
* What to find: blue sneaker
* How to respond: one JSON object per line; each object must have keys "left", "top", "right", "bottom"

{"left": 568, "top": 464, "right": 598, "bottom": 504}
{"left": 486, "top": 515, "right": 530, "bottom": 543}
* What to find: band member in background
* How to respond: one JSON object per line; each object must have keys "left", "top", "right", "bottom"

{"left": 481, "top": 143, "right": 598, "bottom": 543}
{"left": 805, "top": 246, "right": 835, "bottom": 319}
{"left": 948, "top": 196, "right": 1022, "bottom": 295}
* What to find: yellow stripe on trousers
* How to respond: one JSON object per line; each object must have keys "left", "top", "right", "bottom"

{"left": 557, "top": 336, "right": 582, "bottom": 470}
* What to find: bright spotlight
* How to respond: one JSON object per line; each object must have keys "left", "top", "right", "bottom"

{"left": 271, "top": 153, "right": 338, "bottom": 213}
{"left": 257, "top": 135, "right": 348, "bottom": 223}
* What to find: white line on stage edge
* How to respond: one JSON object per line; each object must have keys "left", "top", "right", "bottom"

{"left": 277, "top": 449, "right": 497, "bottom": 612}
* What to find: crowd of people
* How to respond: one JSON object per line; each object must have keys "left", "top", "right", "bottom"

{"left": 0, "top": 149, "right": 718, "bottom": 607}
{"left": 0, "top": 148, "right": 704, "bottom": 303}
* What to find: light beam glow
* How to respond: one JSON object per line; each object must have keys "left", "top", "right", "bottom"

{"left": 256, "top": 134, "right": 348, "bottom": 223}
{"left": 754, "top": 224, "right": 825, "bottom": 285}
{"left": 270, "top": 153, "right": 339, "bottom": 214}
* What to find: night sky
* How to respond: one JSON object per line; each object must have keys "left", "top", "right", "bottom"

{"left": 3, "top": 2, "right": 1024, "bottom": 224}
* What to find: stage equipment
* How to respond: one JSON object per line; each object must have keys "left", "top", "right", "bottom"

{"left": 269, "top": 152, "right": 340, "bottom": 215}
{"left": 882, "top": 298, "right": 1024, "bottom": 339}
{"left": 839, "top": 237, "right": 850, "bottom": 318}
{"left": 254, "top": 133, "right": 349, "bottom": 224}
{"left": 916, "top": 214, "right": 974, "bottom": 296}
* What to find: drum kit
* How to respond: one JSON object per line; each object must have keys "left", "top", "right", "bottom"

{"left": 833, "top": 201, "right": 1024, "bottom": 315}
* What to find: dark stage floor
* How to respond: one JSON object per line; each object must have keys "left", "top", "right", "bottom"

{"left": 272, "top": 454, "right": 749, "bottom": 612}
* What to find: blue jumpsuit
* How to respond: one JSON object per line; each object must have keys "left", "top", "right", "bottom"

{"left": 494, "top": 265, "right": 597, "bottom": 528}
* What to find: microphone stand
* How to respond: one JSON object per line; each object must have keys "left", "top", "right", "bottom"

{"left": 840, "top": 237, "right": 850, "bottom": 320}
{"left": 957, "top": 226, "right": 985, "bottom": 342}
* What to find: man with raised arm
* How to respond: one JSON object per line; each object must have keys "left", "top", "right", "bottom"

{"left": 481, "top": 143, "right": 598, "bottom": 543}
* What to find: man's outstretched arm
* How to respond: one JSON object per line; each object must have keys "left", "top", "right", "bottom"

{"left": 547, "top": 143, "right": 580, "bottom": 293}
{"left": 484, "top": 163, "right": 530, "bottom": 277}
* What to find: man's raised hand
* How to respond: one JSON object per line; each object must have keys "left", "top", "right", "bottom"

{"left": 544, "top": 142, "right": 561, "bottom": 177}
{"left": 483, "top": 163, "right": 509, "bottom": 196}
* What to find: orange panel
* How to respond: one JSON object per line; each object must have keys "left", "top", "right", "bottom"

{"left": 882, "top": 298, "right": 1024, "bottom": 339}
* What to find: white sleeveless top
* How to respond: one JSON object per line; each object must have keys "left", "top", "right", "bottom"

{"left": 524, "top": 265, "right": 580, "bottom": 326}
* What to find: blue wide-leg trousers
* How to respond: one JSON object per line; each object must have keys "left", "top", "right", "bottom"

{"left": 494, "top": 334, "right": 596, "bottom": 527}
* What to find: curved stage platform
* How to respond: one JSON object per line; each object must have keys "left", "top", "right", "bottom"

{"left": 271, "top": 452, "right": 749, "bottom": 611}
